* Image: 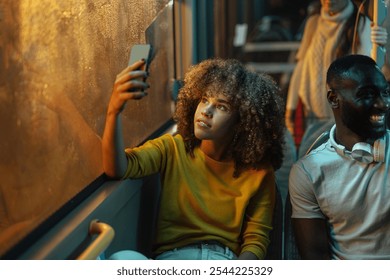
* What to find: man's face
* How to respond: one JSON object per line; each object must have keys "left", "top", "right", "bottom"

{"left": 335, "top": 66, "right": 390, "bottom": 140}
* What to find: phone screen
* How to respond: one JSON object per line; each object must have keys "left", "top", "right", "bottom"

{"left": 128, "top": 44, "right": 152, "bottom": 71}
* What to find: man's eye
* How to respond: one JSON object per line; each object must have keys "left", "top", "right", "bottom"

{"left": 381, "top": 89, "right": 390, "bottom": 97}
{"left": 359, "top": 89, "right": 376, "bottom": 99}
{"left": 201, "top": 97, "right": 209, "bottom": 104}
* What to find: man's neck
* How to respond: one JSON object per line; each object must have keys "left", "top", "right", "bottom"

{"left": 334, "top": 126, "right": 365, "bottom": 151}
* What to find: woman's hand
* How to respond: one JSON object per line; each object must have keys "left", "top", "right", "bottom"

{"left": 108, "top": 60, "right": 149, "bottom": 115}
{"left": 371, "top": 25, "right": 388, "bottom": 46}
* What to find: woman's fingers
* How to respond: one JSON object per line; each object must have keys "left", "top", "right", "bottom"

{"left": 129, "top": 59, "right": 147, "bottom": 71}
{"left": 109, "top": 60, "right": 150, "bottom": 113}
{"left": 117, "top": 79, "right": 149, "bottom": 95}
{"left": 115, "top": 70, "right": 148, "bottom": 87}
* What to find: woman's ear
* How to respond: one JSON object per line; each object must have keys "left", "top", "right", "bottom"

{"left": 327, "top": 89, "right": 339, "bottom": 109}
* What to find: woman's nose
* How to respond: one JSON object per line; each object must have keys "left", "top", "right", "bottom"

{"left": 202, "top": 106, "right": 212, "bottom": 117}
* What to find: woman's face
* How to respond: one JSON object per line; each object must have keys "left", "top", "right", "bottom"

{"left": 193, "top": 93, "right": 239, "bottom": 143}
{"left": 321, "top": 0, "right": 349, "bottom": 15}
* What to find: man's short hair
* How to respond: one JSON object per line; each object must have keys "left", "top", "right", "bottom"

{"left": 326, "top": 54, "right": 378, "bottom": 86}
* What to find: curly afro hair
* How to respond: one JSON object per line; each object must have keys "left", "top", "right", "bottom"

{"left": 174, "top": 58, "right": 285, "bottom": 177}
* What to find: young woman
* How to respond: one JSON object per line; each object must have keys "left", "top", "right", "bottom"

{"left": 102, "top": 58, "right": 285, "bottom": 260}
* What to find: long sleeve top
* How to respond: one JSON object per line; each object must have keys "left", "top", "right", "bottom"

{"left": 123, "top": 134, "right": 276, "bottom": 259}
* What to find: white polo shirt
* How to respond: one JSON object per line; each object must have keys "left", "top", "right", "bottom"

{"left": 289, "top": 126, "right": 390, "bottom": 259}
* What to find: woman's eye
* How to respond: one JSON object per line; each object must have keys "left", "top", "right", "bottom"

{"left": 217, "top": 104, "right": 228, "bottom": 111}
{"left": 201, "top": 97, "right": 209, "bottom": 104}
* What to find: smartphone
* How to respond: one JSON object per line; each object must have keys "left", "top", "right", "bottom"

{"left": 128, "top": 44, "right": 152, "bottom": 71}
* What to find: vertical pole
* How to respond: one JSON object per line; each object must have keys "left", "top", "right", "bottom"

{"left": 371, "top": 0, "right": 387, "bottom": 68}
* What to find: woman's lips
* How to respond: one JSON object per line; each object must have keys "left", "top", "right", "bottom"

{"left": 196, "top": 119, "right": 211, "bottom": 128}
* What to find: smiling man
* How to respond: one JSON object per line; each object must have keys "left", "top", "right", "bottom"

{"left": 289, "top": 54, "right": 390, "bottom": 259}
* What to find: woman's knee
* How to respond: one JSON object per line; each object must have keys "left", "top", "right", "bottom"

{"left": 108, "top": 250, "right": 149, "bottom": 260}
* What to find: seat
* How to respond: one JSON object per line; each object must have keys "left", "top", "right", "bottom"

{"left": 304, "top": 130, "right": 330, "bottom": 155}
{"left": 275, "top": 129, "right": 297, "bottom": 211}
{"left": 298, "top": 119, "right": 333, "bottom": 158}
{"left": 106, "top": 125, "right": 285, "bottom": 260}
{"left": 284, "top": 130, "right": 330, "bottom": 260}
{"left": 274, "top": 129, "right": 297, "bottom": 259}
{"left": 265, "top": 185, "right": 283, "bottom": 260}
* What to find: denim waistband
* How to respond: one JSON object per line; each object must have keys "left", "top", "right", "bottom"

{"left": 155, "top": 240, "right": 237, "bottom": 260}
{"left": 183, "top": 241, "right": 232, "bottom": 254}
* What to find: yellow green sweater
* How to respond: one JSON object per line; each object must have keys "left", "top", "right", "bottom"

{"left": 124, "top": 134, "right": 275, "bottom": 259}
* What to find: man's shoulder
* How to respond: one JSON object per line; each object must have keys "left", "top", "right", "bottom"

{"left": 295, "top": 140, "right": 332, "bottom": 167}
{"left": 290, "top": 139, "right": 345, "bottom": 182}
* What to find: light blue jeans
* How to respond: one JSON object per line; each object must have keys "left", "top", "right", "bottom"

{"left": 109, "top": 241, "right": 237, "bottom": 260}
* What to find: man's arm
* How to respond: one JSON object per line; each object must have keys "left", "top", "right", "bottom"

{"left": 292, "top": 218, "right": 331, "bottom": 260}
{"left": 289, "top": 161, "right": 331, "bottom": 260}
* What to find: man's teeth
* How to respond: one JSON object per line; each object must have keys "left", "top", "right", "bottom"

{"left": 370, "top": 115, "right": 384, "bottom": 122}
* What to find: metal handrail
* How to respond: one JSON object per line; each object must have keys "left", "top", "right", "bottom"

{"left": 76, "top": 220, "right": 115, "bottom": 260}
